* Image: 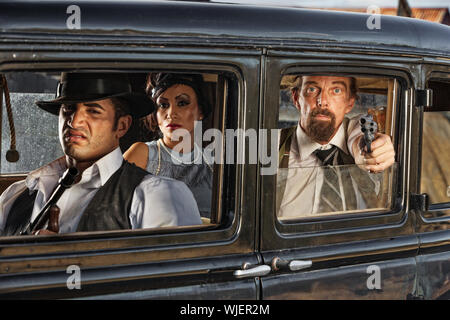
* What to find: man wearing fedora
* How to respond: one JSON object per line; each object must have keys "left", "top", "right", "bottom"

{"left": 0, "top": 72, "right": 201, "bottom": 236}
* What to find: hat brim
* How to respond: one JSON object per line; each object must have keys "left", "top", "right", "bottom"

{"left": 36, "top": 92, "right": 155, "bottom": 119}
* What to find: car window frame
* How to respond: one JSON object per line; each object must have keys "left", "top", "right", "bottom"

{"left": 260, "top": 55, "right": 414, "bottom": 251}
{"left": 418, "top": 70, "right": 450, "bottom": 221}
{"left": 0, "top": 49, "right": 261, "bottom": 276}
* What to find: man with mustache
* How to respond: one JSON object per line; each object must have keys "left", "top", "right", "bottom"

{"left": 0, "top": 73, "right": 201, "bottom": 236}
{"left": 277, "top": 75, "right": 395, "bottom": 218}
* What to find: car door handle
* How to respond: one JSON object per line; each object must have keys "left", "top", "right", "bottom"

{"left": 233, "top": 263, "right": 271, "bottom": 279}
{"left": 271, "top": 257, "right": 312, "bottom": 272}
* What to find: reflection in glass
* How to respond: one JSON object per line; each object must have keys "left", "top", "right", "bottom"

{"left": 277, "top": 163, "right": 398, "bottom": 220}
{"left": 421, "top": 111, "right": 450, "bottom": 219}
{"left": 421, "top": 111, "right": 450, "bottom": 204}
{"left": 1, "top": 72, "right": 62, "bottom": 174}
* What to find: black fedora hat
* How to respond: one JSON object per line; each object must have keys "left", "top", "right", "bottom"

{"left": 36, "top": 72, "right": 155, "bottom": 118}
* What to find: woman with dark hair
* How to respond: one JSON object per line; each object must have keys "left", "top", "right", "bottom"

{"left": 124, "top": 73, "right": 213, "bottom": 218}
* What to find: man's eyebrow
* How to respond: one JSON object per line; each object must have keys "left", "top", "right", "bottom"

{"left": 303, "top": 81, "right": 318, "bottom": 86}
{"left": 83, "top": 102, "right": 105, "bottom": 110}
{"left": 331, "top": 81, "right": 348, "bottom": 89}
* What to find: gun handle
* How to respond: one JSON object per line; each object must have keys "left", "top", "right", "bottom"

{"left": 47, "top": 205, "right": 60, "bottom": 233}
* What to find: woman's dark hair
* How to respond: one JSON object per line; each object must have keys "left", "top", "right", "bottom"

{"left": 142, "top": 73, "right": 211, "bottom": 134}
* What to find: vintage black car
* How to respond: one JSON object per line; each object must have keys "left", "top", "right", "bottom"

{"left": 0, "top": 0, "right": 449, "bottom": 300}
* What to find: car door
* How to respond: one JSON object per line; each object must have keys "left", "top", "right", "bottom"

{"left": 257, "top": 52, "right": 420, "bottom": 299}
{"left": 412, "top": 67, "right": 450, "bottom": 300}
{"left": 0, "top": 41, "right": 263, "bottom": 299}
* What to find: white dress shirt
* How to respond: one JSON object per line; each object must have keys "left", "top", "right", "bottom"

{"left": 0, "top": 147, "right": 201, "bottom": 234}
{"left": 277, "top": 117, "right": 362, "bottom": 219}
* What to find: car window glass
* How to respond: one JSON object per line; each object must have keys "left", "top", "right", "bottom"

{"left": 1, "top": 72, "right": 62, "bottom": 174}
{"left": 276, "top": 75, "right": 399, "bottom": 221}
{"left": 421, "top": 79, "right": 450, "bottom": 219}
{"left": 0, "top": 70, "right": 236, "bottom": 236}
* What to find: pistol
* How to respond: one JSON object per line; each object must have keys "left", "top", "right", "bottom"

{"left": 20, "top": 167, "right": 79, "bottom": 235}
{"left": 359, "top": 114, "right": 378, "bottom": 153}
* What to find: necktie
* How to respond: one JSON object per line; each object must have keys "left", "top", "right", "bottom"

{"left": 315, "top": 146, "right": 343, "bottom": 212}
{"left": 314, "top": 147, "right": 338, "bottom": 166}
{"left": 314, "top": 146, "right": 357, "bottom": 212}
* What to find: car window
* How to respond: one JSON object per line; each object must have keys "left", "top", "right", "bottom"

{"left": 1, "top": 72, "right": 62, "bottom": 174}
{"left": 421, "top": 79, "right": 450, "bottom": 218}
{"left": 0, "top": 70, "right": 238, "bottom": 235}
{"left": 276, "top": 74, "right": 399, "bottom": 221}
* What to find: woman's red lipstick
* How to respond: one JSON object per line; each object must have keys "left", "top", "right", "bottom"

{"left": 166, "top": 124, "right": 181, "bottom": 129}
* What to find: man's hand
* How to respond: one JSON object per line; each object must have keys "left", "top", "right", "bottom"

{"left": 33, "top": 205, "right": 60, "bottom": 235}
{"left": 353, "top": 133, "right": 395, "bottom": 173}
{"left": 34, "top": 229, "right": 58, "bottom": 235}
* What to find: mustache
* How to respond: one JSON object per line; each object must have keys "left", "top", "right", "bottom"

{"left": 306, "top": 108, "right": 336, "bottom": 142}
{"left": 309, "top": 108, "right": 335, "bottom": 120}
{"left": 63, "top": 125, "right": 88, "bottom": 138}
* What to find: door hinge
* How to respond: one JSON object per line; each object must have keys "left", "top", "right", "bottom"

{"left": 413, "top": 89, "right": 433, "bottom": 108}
{"left": 410, "top": 193, "right": 429, "bottom": 212}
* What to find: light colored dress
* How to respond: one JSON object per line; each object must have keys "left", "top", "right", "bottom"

{"left": 145, "top": 140, "right": 213, "bottom": 218}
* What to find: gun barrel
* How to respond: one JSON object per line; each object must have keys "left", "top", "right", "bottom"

{"left": 20, "top": 167, "right": 79, "bottom": 235}
{"left": 60, "top": 167, "right": 79, "bottom": 188}
{"left": 360, "top": 114, "right": 378, "bottom": 154}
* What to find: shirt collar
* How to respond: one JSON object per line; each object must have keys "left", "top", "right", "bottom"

{"left": 295, "top": 121, "right": 349, "bottom": 161}
{"left": 25, "top": 156, "right": 66, "bottom": 191}
{"left": 82, "top": 147, "right": 124, "bottom": 187}
{"left": 25, "top": 147, "right": 124, "bottom": 191}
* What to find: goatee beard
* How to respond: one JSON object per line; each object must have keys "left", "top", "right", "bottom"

{"left": 306, "top": 108, "right": 336, "bottom": 142}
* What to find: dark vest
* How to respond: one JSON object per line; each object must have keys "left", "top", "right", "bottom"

{"left": 2, "top": 161, "right": 149, "bottom": 236}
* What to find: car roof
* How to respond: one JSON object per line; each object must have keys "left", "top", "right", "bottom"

{"left": 1, "top": 0, "right": 449, "bottom": 58}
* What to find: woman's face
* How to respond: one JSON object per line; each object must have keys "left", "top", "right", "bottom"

{"left": 155, "top": 84, "right": 203, "bottom": 149}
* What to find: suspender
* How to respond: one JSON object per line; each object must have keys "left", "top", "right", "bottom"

{"left": 276, "top": 126, "right": 296, "bottom": 214}
{"left": 278, "top": 126, "right": 296, "bottom": 169}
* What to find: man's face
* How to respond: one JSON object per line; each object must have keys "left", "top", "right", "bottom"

{"left": 59, "top": 98, "right": 128, "bottom": 165}
{"left": 293, "top": 76, "right": 355, "bottom": 143}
